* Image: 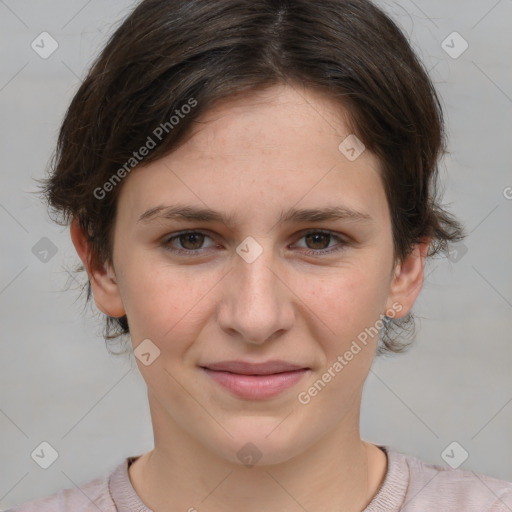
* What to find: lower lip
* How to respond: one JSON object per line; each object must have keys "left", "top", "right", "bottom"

{"left": 201, "top": 368, "right": 309, "bottom": 400}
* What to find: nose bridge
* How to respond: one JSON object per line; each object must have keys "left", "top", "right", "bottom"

{"left": 219, "top": 237, "right": 292, "bottom": 344}
{"left": 238, "top": 246, "right": 279, "bottom": 305}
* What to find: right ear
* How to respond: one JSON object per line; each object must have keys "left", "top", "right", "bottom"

{"left": 70, "top": 218, "right": 126, "bottom": 318}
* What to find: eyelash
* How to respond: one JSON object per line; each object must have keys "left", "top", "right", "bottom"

{"left": 161, "top": 230, "right": 350, "bottom": 257}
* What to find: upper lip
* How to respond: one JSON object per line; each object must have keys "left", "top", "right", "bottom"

{"left": 201, "top": 360, "right": 308, "bottom": 375}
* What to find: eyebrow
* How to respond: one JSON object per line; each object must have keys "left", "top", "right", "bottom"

{"left": 137, "top": 204, "right": 373, "bottom": 228}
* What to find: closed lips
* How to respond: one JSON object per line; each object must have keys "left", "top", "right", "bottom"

{"left": 201, "top": 360, "right": 309, "bottom": 375}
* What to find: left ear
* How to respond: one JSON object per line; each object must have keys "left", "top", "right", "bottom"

{"left": 385, "top": 238, "right": 430, "bottom": 318}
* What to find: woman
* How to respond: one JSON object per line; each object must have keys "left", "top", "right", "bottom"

{"left": 9, "top": 0, "right": 512, "bottom": 510}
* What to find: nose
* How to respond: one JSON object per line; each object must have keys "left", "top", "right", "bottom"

{"left": 217, "top": 241, "right": 295, "bottom": 345}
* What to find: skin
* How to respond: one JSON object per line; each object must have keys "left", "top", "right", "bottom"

{"left": 71, "top": 83, "right": 428, "bottom": 512}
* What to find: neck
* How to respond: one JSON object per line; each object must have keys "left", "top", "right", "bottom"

{"left": 128, "top": 396, "right": 387, "bottom": 512}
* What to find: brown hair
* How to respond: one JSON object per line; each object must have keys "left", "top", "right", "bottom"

{"left": 37, "top": 0, "right": 465, "bottom": 356}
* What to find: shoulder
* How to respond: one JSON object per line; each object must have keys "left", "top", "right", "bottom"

{"left": 386, "top": 446, "right": 512, "bottom": 512}
{"left": 4, "top": 461, "right": 123, "bottom": 512}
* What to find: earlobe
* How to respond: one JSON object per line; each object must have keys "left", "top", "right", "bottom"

{"left": 70, "top": 218, "right": 126, "bottom": 318}
{"left": 385, "top": 239, "right": 429, "bottom": 318}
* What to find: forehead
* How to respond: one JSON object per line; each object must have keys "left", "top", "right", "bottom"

{"left": 116, "top": 84, "right": 388, "bottom": 228}
{"left": 182, "top": 83, "right": 360, "bottom": 160}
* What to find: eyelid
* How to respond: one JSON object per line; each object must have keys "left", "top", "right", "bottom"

{"left": 162, "top": 230, "right": 217, "bottom": 251}
{"left": 292, "top": 229, "right": 349, "bottom": 251}
{"left": 161, "top": 228, "right": 350, "bottom": 255}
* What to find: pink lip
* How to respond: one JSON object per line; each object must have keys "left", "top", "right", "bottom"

{"left": 200, "top": 360, "right": 309, "bottom": 400}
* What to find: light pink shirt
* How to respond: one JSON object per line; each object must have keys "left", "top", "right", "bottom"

{"left": 6, "top": 445, "right": 512, "bottom": 511}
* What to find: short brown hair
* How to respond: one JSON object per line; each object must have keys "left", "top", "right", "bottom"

{"left": 38, "top": 0, "right": 465, "bottom": 356}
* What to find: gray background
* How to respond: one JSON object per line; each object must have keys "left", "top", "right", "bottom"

{"left": 1, "top": 0, "right": 511, "bottom": 508}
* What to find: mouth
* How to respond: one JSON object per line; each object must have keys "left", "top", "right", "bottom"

{"left": 200, "top": 360, "right": 310, "bottom": 400}
{"left": 200, "top": 360, "right": 309, "bottom": 375}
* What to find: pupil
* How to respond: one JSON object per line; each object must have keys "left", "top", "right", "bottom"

{"left": 181, "top": 233, "right": 204, "bottom": 250}
{"left": 306, "top": 233, "right": 329, "bottom": 250}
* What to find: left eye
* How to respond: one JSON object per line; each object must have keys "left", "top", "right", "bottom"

{"left": 294, "top": 231, "right": 344, "bottom": 252}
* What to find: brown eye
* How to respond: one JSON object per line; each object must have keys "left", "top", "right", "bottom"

{"left": 294, "top": 230, "right": 349, "bottom": 256}
{"left": 177, "top": 232, "right": 205, "bottom": 250}
{"left": 162, "top": 231, "right": 215, "bottom": 254}
{"left": 304, "top": 232, "right": 332, "bottom": 250}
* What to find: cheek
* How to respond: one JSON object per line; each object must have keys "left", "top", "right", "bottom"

{"left": 117, "top": 240, "right": 392, "bottom": 357}
{"left": 292, "top": 268, "right": 389, "bottom": 409}
{"left": 294, "top": 264, "right": 390, "bottom": 342}
{"left": 118, "top": 254, "right": 219, "bottom": 349}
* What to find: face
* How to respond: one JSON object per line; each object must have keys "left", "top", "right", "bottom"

{"left": 76, "top": 83, "right": 425, "bottom": 466}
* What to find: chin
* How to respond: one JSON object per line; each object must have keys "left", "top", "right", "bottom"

{"left": 205, "top": 418, "right": 313, "bottom": 468}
